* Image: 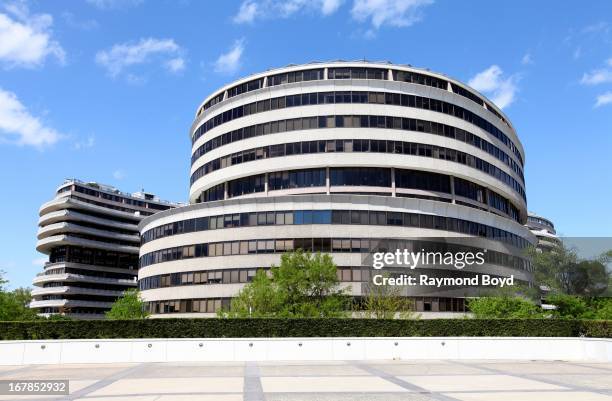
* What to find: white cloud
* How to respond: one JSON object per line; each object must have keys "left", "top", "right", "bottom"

{"left": 351, "top": 0, "right": 433, "bottom": 30}
{"left": 214, "top": 39, "right": 244, "bottom": 75}
{"left": 73, "top": 135, "right": 95, "bottom": 150}
{"left": 468, "top": 65, "right": 518, "bottom": 109}
{"left": 233, "top": 0, "right": 342, "bottom": 23}
{"left": 86, "top": 0, "right": 143, "bottom": 9}
{"left": 581, "top": 58, "right": 612, "bottom": 85}
{"left": 521, "top": 53, "right": 533, "bottom": 65}
{"left": 233, "top": 0, "right": 258, "bottom": 23}
{"left": 0, "top": 2, "right": 65, "bottom": 68}
{"left": 165, "top": 57, "right": 185, "bottom": 73}
{"left": 61, "top": 12, "right": 98, "bottom": 31}
{"left": 595, "top": 91, "right": 612, "bottom": 108}
{"left": 95, "top": 38, "right": 186, "bottom": 79}
{"left": 0, "top": 87, "right": 62, "bottom": 148}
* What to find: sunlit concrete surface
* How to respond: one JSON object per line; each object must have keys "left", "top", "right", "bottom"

{"left": 0, "top": 360, "right": 610, "bottom": 401}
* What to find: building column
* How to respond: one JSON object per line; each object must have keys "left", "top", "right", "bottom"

{"left": 223, "top": 182, "right": 228, "bottom": 200}
{"left": 391, "top": 168, "right": 396, "bottom": 197}
{"left": 450, "top": 176, "right": 455, "bottom": 204}
{"left": 265, "top": 173, "right": 269, "bottom": 196}
{"left": 325, "top": 167, "right": 330, "bottom": 194}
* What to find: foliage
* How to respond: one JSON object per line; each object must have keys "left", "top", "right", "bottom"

{"left": 362, "top": 274, "right": 417, "bottom": 319}
{"left": 0, "top": 272, "right": 38, "bottom": 321}
{"left": 219, "top": 270, "right": 282, "bottom": 318}
{"left": 467, "top": 296, "right": 543, "bottom": 319}
{"left": 0, "top": 287, "right": 39, "bottom": 321}
{"left": 546, "top": 294, "right": 612, "bottom": 320}
{"left": 0, "top": 318, "right": 608, "bottom": 340}
{"left": 220, "top": 250, "right": 348, "bottom": 318}
{"left": 105, "top": 289, "right": 149, "bottom": 320}
{"left": 528, "top": 245, "right": 610, "bottom": 296}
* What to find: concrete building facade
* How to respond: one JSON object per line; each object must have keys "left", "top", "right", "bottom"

{"left": 138, "top": 61, "right": 536, "bottom": 317}
{"left": 31, "top": 179, "right": 178, "bottom": 319}
{"left": 526, "top": 212, "right": 561, "bottom": 252}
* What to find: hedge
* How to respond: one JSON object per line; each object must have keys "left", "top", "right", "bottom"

{"left": 0, "top": 319, "right": 609, "bottom": 340}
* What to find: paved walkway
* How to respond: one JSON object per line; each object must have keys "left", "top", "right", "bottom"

{"left": 0, "top": 360, "right": 610, "bottom": 401}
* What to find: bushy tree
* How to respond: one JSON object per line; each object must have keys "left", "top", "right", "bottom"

{"left": 529, "top": 245, "right": 610, "bottom": 296}
{"left": 221, "top": 270, "right": 282, "bottom": 317}
{"left": 0, "top": 287, "right": 39, "bottom": 321}
{"left": 545, "top": 294, "right": 612, "bottom": 320}
{"left": 545, "top": 293, "right": 591, "bottom": 319}
{"left": 106, "top": 289, "right": 149, "bottom": 320}
{"left": 467, "top": 296, "right": 542, "bottom": 318}
{"left": 0, "top": 271, "right": 39, "bottom": 321}
{"left": 362, "top": 274, "right": 416, "bottom": 319}
{"left": 221, "top": 250, "right": 348, "bottom": 318}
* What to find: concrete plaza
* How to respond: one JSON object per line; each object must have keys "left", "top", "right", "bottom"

{"left": 0, "top": 360, "right": 610, "bottom": 401}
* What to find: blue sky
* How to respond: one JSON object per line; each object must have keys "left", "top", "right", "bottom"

{"left": 0, "top": 0, "right": 611, "bottom": 289}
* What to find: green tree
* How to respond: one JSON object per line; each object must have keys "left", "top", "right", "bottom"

{"left": 529, "top": 245, "right": 610, "bottom": 296}
{"left": 362, "top": 274, "right": 416, "bottom": 319}
{"left": 0, "top": 271, "right": 39, "bottom": 321}
{"left": 545, "top": 293, "right": 591, "bottom": 319}
{"left": 467, "top": 296, "right": 542, "bottom": 318}
{"left": 221, "top": 250, "right": 348, "bottom": 318}
{"left": 545, "top": 294, "right": 612, "bottom": 320}
{"left": 593, "top": 298, "right": 612, "bottom": 320}
{"left": 273, "top": 250, "right": 347, "bottom": 317}
{"left": 105, "top": 289, "right": 149, "bottom": 320}
{"left": 220, "top": 270, "right": 282, "bottom": 317}
{"left": 0, "top": 287, "right": 39, "bottom": 321}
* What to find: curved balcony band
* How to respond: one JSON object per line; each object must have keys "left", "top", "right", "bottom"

{"left": 30, "top": 179, "right": 177, "bottom": 318}
{"left": 138, "top": 62, "right": 533, "bottom": 317}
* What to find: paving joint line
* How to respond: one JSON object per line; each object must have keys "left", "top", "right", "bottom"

{"left": 57, "top": 362, "right": 152, "bottom": 401}
{"left": 350, "top": 361, "right": 462, "bottom": 401}
{"left": 564, "top": 362, "right": 612, "bottom": 372}
{"left": 447, "top": 360, "right": 612, "bottom": 396}
{"left": 244, "top": 361, "right": 265, "bottom": 401}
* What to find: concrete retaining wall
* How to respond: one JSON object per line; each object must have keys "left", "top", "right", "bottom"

{"left": 0, "top": 337, "right": 610, "bottom": 365}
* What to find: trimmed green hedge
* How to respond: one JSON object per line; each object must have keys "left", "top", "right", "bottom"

{"left": 0, "top": 319, "right": 609, "bottom": 340}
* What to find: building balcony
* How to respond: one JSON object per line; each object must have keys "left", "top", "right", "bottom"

{"left": 37, "top": 222, "right": 140, "bottom": 243}
{"left": 36, "top": 234, "right": 139, "bottom": 255}
{"left": 32, "top": 273, "right": 137, "bottom": 287}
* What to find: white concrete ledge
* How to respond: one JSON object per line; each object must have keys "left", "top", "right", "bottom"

{"left": 0, "top": 337, "right": 610, "bottom": 365}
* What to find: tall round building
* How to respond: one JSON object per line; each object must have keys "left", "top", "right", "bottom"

{"left": 138, "top": 61, "right": 536, "bottom": 317}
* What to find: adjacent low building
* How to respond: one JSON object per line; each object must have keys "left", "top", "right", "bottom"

{"left": 31, "top": 179, "right": 179, "bottom": 319}
{"left": 526, "top": 212, "right": 561, "bottom": 252}
{"left": 138, "top": 61, "right": 537, "bottom": 317}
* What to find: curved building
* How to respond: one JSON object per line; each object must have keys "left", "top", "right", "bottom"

{"left": 138, "top": 61, "right": 536, "bottom": 317}
{"left": 31, "top": 179, "right": 179, "bottom": 319}
{"left": 526, "top": 212, "right": 560, "bottom": 252}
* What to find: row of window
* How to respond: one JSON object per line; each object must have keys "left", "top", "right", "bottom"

{"left": 146, "top": 296, "right": 470, "bottom": 314}
{"left": 198, "top": 166, "right": 520, "bottom": 221}
{"left": 268, "top": 68, "right": 324, "bottom": 87}
{"left": 527, "top": 216, "right": 555, "bottom": 230}
{"left": 49, "top": 246, "right": 139, "bottom": 269}
{"left": 139, "top": 237, "right": 531, "bottom": 272}
{"left": 140, "top": 266, "right": 377, "bottom": 291}
{"left": 198, "top": 67, "right": 503, "bottom": 130}
{"left": 191, "top": 89, "right": 522, "bottom": 167}
{"left": 41, "top": 266, "right": 136, "bottom": 280}
{"left": 192, "top": 107, "right": 523, "bottom": 182}
{"left": 60, "top": 232, "right": 138, "bottom": 248}
{"left": 68, "top": 195, "right": 155, "bottom": 217}
{"left": 141, "top": 208, "right": 527, "bottom": 251}
{"left": 68, "top": 185, "right": 170, "bottom": 211}
{"left": 190, "top": 133, "right": 526, "bottom": 201}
